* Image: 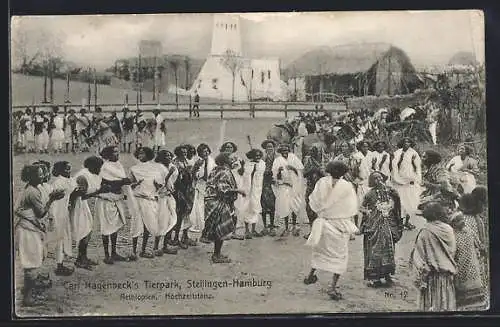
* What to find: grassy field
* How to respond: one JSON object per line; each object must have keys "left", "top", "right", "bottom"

{"left": 11, "top": 118, "right": 488, "bottom": 317}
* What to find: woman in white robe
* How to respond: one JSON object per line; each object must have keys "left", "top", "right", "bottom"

{"left": 391, "top": 137, "right": 422, "bottom": 230}
{"left": 190, "top": 144, "right": 216, "bottom": 239}
{"left": 96, "top": 146, "right": 132, "bottom": 264}
{"left": 50, "top": 161, "right": 78, "bottom": 276}
{"left": 242, "top": 149, "right": 266, "bottom": 239}
{"left": 128, "top": 146, "right": 163, "bottom": 260}
{"left": 70, "top": 156, "right": 104, "bottom": 270}
{"left": 154, "top": 149, "right": 179, "bottom": 255}
{"left": 272, "top": 143, "right": 305, "bottom": 237}
{"left": 303, "top": 161, "right": 359, "bottom": 301}
{"left": 446, "top": 144, "right": 479, "bottom": 194}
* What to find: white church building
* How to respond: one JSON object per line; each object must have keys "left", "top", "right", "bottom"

{"left": 191, "top": 14, "right": 286, "bottom": 101}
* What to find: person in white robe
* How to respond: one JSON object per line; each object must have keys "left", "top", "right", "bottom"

{"left": 152, "top": 109, "right": 166, "bottom": 152}
{"left": 366, "top": 140, "right": 392, "bottom": 182}
{"left": 190, "top": 144, "right": 216, "bottom": 240}
{"left": 63, "top": 111, "right": 73, "bottom": 153}
{"left": 96, "top": 146, "right": 132, "bottom": 264}
{"left": 242, "top": 149, "right": 266, "bottom": 239}
{"left": 70, "top": 156, "right": 105, "bottom": 270}
{"left": 128, "top": 146, "right": 163, "bottom": 260}
{"left": 220, "top": 141, "right": 246, "bottom": 240}
{"left": 20, "top": 108, "right": 35, "bottom": 152}
{"left": 351, "top": 141, "right": 372, "bottom": 229}
{"left": 51, "top": 113, "right": 66, "bottom": 153}
{"left": 34, "top": 112, "right": 50, "bottom": 153}
{"left": 154, "top": 149, "right": 179, "bottom": 255}
{"left": 426, "top": 102, "right": 440, "bottom": 145}
{"left": 15, "top": 164, "right": 65, "bottom": 306}
{"left": 303, "top": 161, "right": 359, "bottom": 301}
{"left": 391, "top": 137, "right": 422, "bottom": 230}
{"left": 446, "top": 144, "right": 479, "bottom": 194}
{"left": 50, "top": 161, "right": 78, "bottom": 276}
{"left": 272, "top": 143, "right": 305, "bottom": 237}
{"left": 294, "top": 120, "right": 309, "bottom": 161}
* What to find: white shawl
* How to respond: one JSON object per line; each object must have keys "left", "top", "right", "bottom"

{"left": 306, "top": 177, "right": 359, "bottom": 246}
{"left": 391, "top": 147, "right": 422, "bottom": 185}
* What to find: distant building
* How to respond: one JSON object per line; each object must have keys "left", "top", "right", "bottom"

{"left": 191, "top": 14, "right": 286, "bottom": 101}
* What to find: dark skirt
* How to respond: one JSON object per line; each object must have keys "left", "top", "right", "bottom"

{"left": 418, "top": 272, "right": 456, "bottom": 312}
{"left": 201, "top": 197, "right": 235, "bottom": 242}
{"left": 260, "top": 180, "right": 275, "bottom": 214}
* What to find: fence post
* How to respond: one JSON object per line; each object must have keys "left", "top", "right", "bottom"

{"left": 220, "top": 104, "right": 224, "bottom": 119}
{"left": 189, "top": 96, "right": 192, "bottom": 119}
{"left": 284, "top": 104, "right": 288, "bottom": 118}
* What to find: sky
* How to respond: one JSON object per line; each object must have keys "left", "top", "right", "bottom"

{"left": 10, "top": 10, "right": 484, "bottom": 70}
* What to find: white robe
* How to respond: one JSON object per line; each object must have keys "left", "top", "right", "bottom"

{"left": 189, "top": 156, "right": 216, "bottom": 232}
{"left": 51, "top": 115, "right": 65, "bottom": 150}
{"left": 50, "top": 176, "right": 77, "bottom": 259}
{"left": 391, "top": 147, "right": 422, "bottom": 217}
{"left": 241, "top": 160, "right": 265, "bottom": 225}
{"left": 446, "top": 156, "right": 477, "bottom": 194}
{"left": 272, "top": 153, "right": 305, "bottom": 220}
{"left": 306, "top": 177, "right": 359, "bottom": 275}
{"left": 351, "top": 150, "right": 371, "bottom": 213}
{"left": 96, "top": 161, "right": 127, "bottom": 236}
{"left": 366, "top": 150, "right": 392, "bottom": 182}
{"left": 157, "top": 163, "right": 179, "bottom": 236}
{"left": 154, "top": 114, "right": 166, "bottom": 146}
{"left": 71, "top": 168, "right": 102, "bottom": 242}
{"left": 129, "top": 161, "right": 164, "bottom": 237}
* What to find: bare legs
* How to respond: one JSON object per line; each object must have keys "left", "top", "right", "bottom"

{"left": 304, "top": 269, "right": 342, "bottom": 300}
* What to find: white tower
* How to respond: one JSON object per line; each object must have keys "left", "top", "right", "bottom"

{"left": 210, "top": 14, "right": 243, "bottom": 56}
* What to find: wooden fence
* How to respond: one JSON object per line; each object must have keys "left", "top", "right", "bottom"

{"left": 11, "top": 101, "right": 349, "bottom": 119}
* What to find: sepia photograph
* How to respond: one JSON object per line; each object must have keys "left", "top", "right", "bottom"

{"left": 9, "top": 10, "right": 488, "bottom": 317}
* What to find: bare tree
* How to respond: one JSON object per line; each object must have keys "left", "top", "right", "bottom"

{"left": 219, "top": 49, "right": 244, "bottom": 103}
{"left": 169, "top": 59, "right": 179, "bottom": 109}
{"left": 184, "top": 56, "right": 190, "bottom": 90}
{"left": 11, "top": 23, "right": 40, "bottom": 74}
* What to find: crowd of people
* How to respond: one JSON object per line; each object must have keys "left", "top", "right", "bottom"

{"left": 12, "top": 106, "right": 168, "bottom": 155}
{"left": 13, "top": 104, "right": 488, "bottom": 313}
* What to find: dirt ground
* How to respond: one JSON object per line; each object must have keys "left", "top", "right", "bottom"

{"left": 11, "top": 118, "right": 487, "bottom": 317}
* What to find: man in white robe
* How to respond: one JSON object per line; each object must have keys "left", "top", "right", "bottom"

{"left": 351, "top": 141, "right": 372, "bottom": 229}
{"left": 96, "top": 146, "right": 131, "bottom": 264}
{"left": 391, "top": 137, "right": 422, "bottom": 230}
{"left": 71, "top": 156, "right": 104, "bottom": 270}
{"left": 154, "top": 150, "right": 180, "bottom": 254}
{"left": 242, "top": 149, "right": 266, "bottom": 238}
{"left": 446, "top": 144, "right": 479, "bottom": 194}
{"left": 128, "top": 146, "right": 163, "bottom": 260}
{"left": 303, "top": 161, "right": 359, "bottom": 301}
{"left": 51, "top": 113, "right": 66, "bottom": 153}
{"left": 190, "top": 144, "right": 216, "bottom": 236}
{"left": 272, "top": 143, "right": 305, "bottom": 237}
{"left": 153, "top": 109, "right": 166, "bottom": 153}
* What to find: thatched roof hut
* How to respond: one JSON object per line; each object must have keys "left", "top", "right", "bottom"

{"left": 448, "top": 51, "right": 478, "bottom": 66}
{"left": 285, "top": 42, "right": 421, "bottom": 99}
